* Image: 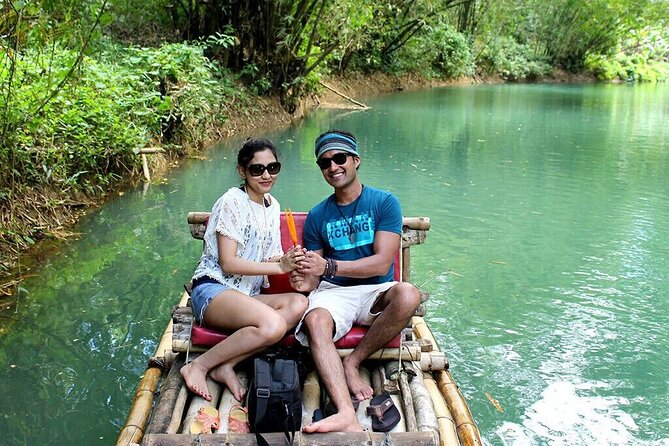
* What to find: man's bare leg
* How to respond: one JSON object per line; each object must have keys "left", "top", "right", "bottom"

{"left": 301, "top": 309, "right": 362, "bottom": 434}
{"left": 343, "top": 282, "right": 421, "bottom": 401}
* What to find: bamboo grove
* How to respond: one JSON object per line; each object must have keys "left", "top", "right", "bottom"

{"left": 1, "top": 0, "right": 667, "bottom": 279}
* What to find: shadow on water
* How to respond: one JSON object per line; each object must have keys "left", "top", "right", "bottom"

{"left": 1, "top": 83, "right": 668, "bottom": 445}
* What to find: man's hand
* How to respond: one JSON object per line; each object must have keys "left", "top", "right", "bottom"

{"left": 297, "top": 250, "right": 327, "bottom": 276}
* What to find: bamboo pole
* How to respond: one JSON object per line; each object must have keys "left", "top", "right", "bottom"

{"left": 151, "top": 291, "right": 188, "bottom": 368}
{"left": 166, "top": 387, "right": 188, "bottom": 434}
{"left": 412, "top": 316, "right": 438, "bottom": 348}
{"left": 301, "top": 371, "right": 321, "bottom": 428}
{"left": 318, "top": 80, "right": 369, "bottom": 108}
{"left": 402, "top": 246, "right": 411, "bottom": 282}
{"left": 337, "top": 346, "right": 421, "bottom": 361}
{"left": 389, "top": 393, "right": 407, "bottom": 432}
{"left": 435, "top": 371, "right": 482, "bottom": 446}
{"left": 407, "top": 366, "right": 439, "bottom": 433}
{"left": 145, "top": 356, "right": 186, "bottom": 435}
{"left": 419, "top": 351, "right": 448, "bottom": 372}
{"left": 217, "top": 371, "right": 248, "bottom": 433}
{"left": 356, "top": 367, "right": 373, "bottom": 431}
{"left": 142, "top": 431, "right": 439, "bottom": 446}
{"left": 398, "top": 369, "right": 418, "bottom": 432}
{"left": 402, "top": 216, "right": 431, "bottom": 230}
{"left": 412, "top": 317, "right": 482, "bottom": 446}
{"left": 370, "top": 365, "right": 384, "bottom": 396}
{"left": 137, "top": 147, "right": 165, "bottom": 154}
{"left": 423, "top": 372, "right": 459, "bottom": 446}
{"left": 180, "top": 376, "right": 223, "bottom": 433}
{"left": 141, "top": 153, "right": 151, "bottom": 182}
{"left": 187, "top": 212, "right": 430, "bottom": 231}
{"left": 115, "top": 367, "right": 163, "bottom": 446}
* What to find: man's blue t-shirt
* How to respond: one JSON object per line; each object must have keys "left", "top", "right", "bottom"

{"left": 303, "top": 186, "right": 402, "bottom": 286}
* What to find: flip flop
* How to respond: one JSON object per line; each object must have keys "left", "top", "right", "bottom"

{"left": 190, "top": 406, "right": 220, "bottom": 434}
{"left": 312, "top": 408, "right": 324, "bottom": 423}
{"left": 366, "top": 393, "right": 400, "bottom": 432}
{"left": 323, "top": 394, "right": 361, "bottom": 417}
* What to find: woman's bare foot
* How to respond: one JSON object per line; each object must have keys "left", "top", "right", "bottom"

{"left": 210, "top": 363, "right": 245, "bottom": 401}
{"left": 343, "top": 356, "right": 373, "bottom": 401}
{"left": 180, "top": 361, "right": 212, "bottom": 401}
{"left": 302, "top": 410, "right": 362, "bottom": 433}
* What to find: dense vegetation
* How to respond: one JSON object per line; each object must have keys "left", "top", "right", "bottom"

{"left": 1, "top": 0, "right": 668, "bottom": 282}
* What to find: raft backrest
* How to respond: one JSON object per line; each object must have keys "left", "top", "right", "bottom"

{"left": 262, "top": 212, "right": 400, "bottom": 294}
{"left": 187, "top": 212, "right": 431, "bottom": 284}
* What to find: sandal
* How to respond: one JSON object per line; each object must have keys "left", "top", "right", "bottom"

{"left": 366, "top": 393, "right": 400, "bottom": 432}
{"left": 228, "top": 404, "right": 250, "bottom": 433}
{"left": 190, "top": 406, "right": 220, "bottom": 434}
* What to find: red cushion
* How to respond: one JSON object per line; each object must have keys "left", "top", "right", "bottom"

{"left": 191, "top": 324, "right": 400, "bottom": 348}
{"left": 191, "top": 324, "right": 298, "bottom": 347}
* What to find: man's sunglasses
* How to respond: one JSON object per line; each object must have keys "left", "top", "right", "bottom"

{"left": 247, "top": 161, "right": 281, "bottom": 176}
{"left": 316, "top": 152, "right": 352, "bottom": 170}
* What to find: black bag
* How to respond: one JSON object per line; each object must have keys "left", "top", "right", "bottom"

{"left": 248, "top": 356, "right": 302, "bottom": 446}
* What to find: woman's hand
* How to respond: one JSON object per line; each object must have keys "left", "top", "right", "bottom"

{"left": 279, "top": 245, "right": 306, "bottom": 273}
{"left": 290, "top": 270, "right": 319, "bottom": 293}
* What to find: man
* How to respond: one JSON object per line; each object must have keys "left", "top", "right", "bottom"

{"left": 291, "top": 130, "right": 421, "bottom": 433}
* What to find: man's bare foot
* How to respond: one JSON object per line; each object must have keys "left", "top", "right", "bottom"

{"left": 210, "top": 363, "right": 245, "bottom": 401}
{"left": 302, "top": 410, "right": 362, "bottom": 433}
{"left": 343, "top": 356, "right": 373, "bottom": 401}
{"left": 180, "top": 361, "right": 212, "bottom": 401}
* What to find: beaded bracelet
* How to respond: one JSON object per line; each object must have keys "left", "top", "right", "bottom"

{"left": 323, "top": 257, "right": 338, "bottom": 279}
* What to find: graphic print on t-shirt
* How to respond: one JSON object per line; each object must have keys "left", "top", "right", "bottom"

{"left": 326, "top": 211, "right": 373, "bottom": 250}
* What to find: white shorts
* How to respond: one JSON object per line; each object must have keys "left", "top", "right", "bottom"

{"left": 294, "top": 280, "right": 398, "bottom": 346}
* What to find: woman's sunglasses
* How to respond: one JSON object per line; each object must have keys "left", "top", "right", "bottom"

{"left": 316, "top": 152, "right": 352, "bottom": 170}
{"left": 247, "top": 161, "right": 281, "bottom": 176}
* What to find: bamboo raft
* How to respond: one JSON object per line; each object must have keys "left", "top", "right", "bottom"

{"left": 116, "top": 212, "right": 482, "bottom": 446}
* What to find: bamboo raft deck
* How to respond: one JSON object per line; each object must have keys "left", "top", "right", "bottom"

{"left": 116, "top": 213, "right": 482, "bottom": 446}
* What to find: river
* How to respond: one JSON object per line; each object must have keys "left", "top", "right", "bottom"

{"left": 1, "top": 83, "right": 668, "bottom": 445}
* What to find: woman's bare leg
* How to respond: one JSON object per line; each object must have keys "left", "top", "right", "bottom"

{"left": 256, "top": 292, "right": 309, "bottom": 327}
{"left": 180, "top": 290, "right": 288, "bottom": 401}
{"left": 206, "top": 292, "right": 308, "bottom": 400}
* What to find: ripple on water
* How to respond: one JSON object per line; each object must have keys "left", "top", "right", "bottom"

{"left": 495, "top": 381, "right": 669, "bottom": 445}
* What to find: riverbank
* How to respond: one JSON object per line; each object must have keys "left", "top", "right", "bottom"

{"left": 0, "top": 69, "right": 593, "bottom": 296}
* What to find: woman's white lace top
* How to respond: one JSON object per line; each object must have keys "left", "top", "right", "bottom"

{"left": 192, "top": 187, "right": 283, "bottom": 296}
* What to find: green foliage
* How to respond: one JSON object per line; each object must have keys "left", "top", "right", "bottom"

{"left": 105, "top": 0, "right": 178, "bottom": 44}
{"left": 476, "top": 36, "right": 552, "bottom": 81}
{"left": 585, "top": 54, "right": 668, "bottom": 82}
{"left": 239, "top": 64, "right": 273, "bottom": 96}
{"left": 472, "top": 0, "right": 665, "bottom": 73}
{"left": 1, "top": 46, "right": 140, "bottom": 191}
{"left": 106, "top": 41, "right": 236, "bottom": 153}
{"left": 1, "top": 39, "right": 239, "bottom": 194}
{"left": 584, "top": 25, "right": 669, "bottom": 82}
{"left": 396, "top": 25, "right": 474, "bottom": 79}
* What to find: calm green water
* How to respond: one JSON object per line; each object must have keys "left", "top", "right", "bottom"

{"left": 1, "top": 83, "right": 668, "bottom": 445}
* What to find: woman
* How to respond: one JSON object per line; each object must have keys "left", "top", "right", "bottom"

{"left": 180, "top": 138, "right": 307, "bottom": 402}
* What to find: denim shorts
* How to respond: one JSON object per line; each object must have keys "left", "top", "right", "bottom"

{"left": 191, "top": 277, "right": 232, "bottom": 323}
